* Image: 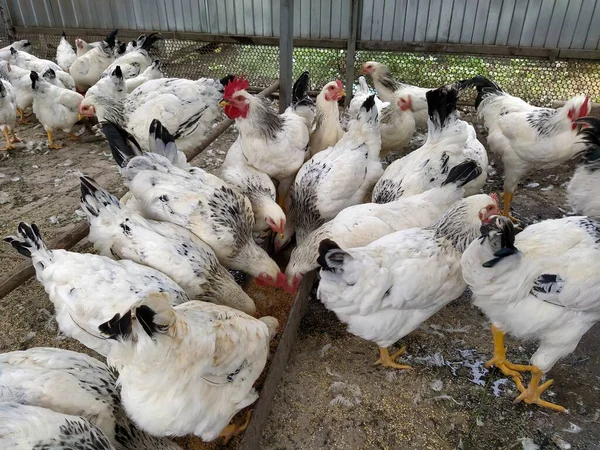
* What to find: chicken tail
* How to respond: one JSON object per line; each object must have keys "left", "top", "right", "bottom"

{"left": 317, "top": 239, "right": 348, "bottom": 272}
{"left": 461, "top": 76, "right": 504, "bottom": 109}
{"left": 61, "top": 31, "right": 67, "bottom": 39}
{"left": 441, "top": 160, "right": 482, "bottom": 188}
{"left": 139, "top": 32, "right": 162, "bottom": 52}
{"left": 104, "top": 29, "right": 119, "bottom": 49}
{"left": 3, "top": 222, "right": 53, "bottom": 267}
{"left": 99, "top": 292, "right": 176, "bottom": 340}
{"left": 480, "top": 216, "right": 519, "bottom": 268}
{"left": 148, "top": 119, "right": 179, "bottom": 161}
{"left": 79, "top": 175, "right": 122, "bottom": 218}
{"left": 575, "top": 117, "right": 600, "bottom": 169}
{"left": 102, "top": 121, "right": 143, "bottom": 168}
{"left": 357, "top": 76, "right": 370, "bottom": 95}
{"left": 426, "top": 84, "right": 461, "bottom": 131}
{"left": 356, "top": 94, "right": 378, "bottom": 123}
{"left": 42, "top": 68, "right": 55, "bottom": 80}
{"left": 29, "top": 71, "right": 39, "bottom": 90}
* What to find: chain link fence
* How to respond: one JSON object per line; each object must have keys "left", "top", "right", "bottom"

{"left": 3, "top": 32, "right": 600, "bottom": 106}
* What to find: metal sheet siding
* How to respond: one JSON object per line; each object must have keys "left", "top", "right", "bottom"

{"left": 2, "top": 0, "right": 599, "bottom": 51}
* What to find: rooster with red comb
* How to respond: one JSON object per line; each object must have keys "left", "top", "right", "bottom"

{"left": 219, "top": 73, "right": 314, "bottom": 211}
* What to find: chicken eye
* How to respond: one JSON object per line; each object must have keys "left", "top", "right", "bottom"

{"left": 328, "top": 86, "right": 334, "bottom": 90}
{"left": 487, "top": 205, "right": 495, "bottom": 211}
{"left": 235, "top": 95, "right": 244, "bottom": 101}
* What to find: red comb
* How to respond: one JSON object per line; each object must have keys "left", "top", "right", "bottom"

{"left": 223, "top": 76, "right": 249, "bottom": 100}
{"left": 490, "top": 192, "right": 499, "bottom": 206}
{"left": 335, "top": 79, "right": 343, "bottom": 89}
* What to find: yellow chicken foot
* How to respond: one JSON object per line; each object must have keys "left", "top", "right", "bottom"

{"left": 9, "top": 130, "right": 20, "bottom": 143}
{"left": 484, "top": 325, "right": 533, "bottom": 379}
{"left": 46, "top": 130, "right": 63, "bottom": 150}
{"left": 373, "top": 346, "right": 412, "bottom": 370}
{"left": 17, "top": 108, "right": 30, "bottom": 124}
{"left": 501, "top": 191, "right": 519, "bottom": 223}
{"left": 0, "top": 127, "right": 14, "bottom": 150}
{"left": 219, "top": 410, "right": 252, "bottom": 445}
{"left": 68, "top": 132, "right": 80, "bottom": 141}
{"left": 514, "top": 366, "right": 566, "bottom": 412}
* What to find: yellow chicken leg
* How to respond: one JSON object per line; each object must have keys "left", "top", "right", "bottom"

{"left": 0, "top": 127, "right": 14, "bottom": 150}
{"left": 484, "top": 325, "right": 533, "bottom": 379}
{"left": 9, "top": 130, "right": 20, "bottom": 143}
{"left": 501, "top": 191, "right": 519, "bottom": 223}
{"left": 68, "top": 132, "right": 80, "bottom": 141}
{"left": 374, "top": 346, "right": 412, "bottom": 370}
{"left": 17, "top": 108, "right": 30, "bottom": 124}
{"left": 513, "top": 366, "right": 566, "bottom": 412}
{"left": 46, "top": 130, "right": 63, "bottom": 150}
{"left": 219, "top": 410, "right": 252, "bottom": 445}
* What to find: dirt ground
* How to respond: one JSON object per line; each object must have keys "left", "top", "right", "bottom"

{"left": 1, "top": 107, "right": 599, "bottom": 450}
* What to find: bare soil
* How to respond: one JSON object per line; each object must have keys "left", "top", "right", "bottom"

{"left": 1, "top": 107, "right": 599, "bottom": 450}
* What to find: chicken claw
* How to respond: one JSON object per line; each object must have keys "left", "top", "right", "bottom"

{"left": 17, "top": 108, "right": 30, "bottom": 124}
{"left": 219, "top": 410, "right": 252, "bottom": 445}
{"left": 500, "top": 191, "right": 520, "bottom": 224}
{"left": 374, "top": 346, "right": 412, "bottom": 370}
{"left": 46, "top": 130, "right": 63, "bottom": 150}
{"left": 485, "top": 325, "right": 532, "bottom": 379}
{"left": 1, "top": 128, "right": 14, "bottom": 150}
{"left": 513, "top": 366, "right": 566, "bottom": 413}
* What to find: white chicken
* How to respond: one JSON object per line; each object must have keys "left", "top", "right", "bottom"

{"left": 219, "top": 73, "right": 313, "bottom": 208}
{"left": 567, "top": 117, "right": 600, "bottom": 217}
{"left": 3, "top": 222, "right": 189, "bottom": 356}
{"left": 317, "top": 194, "right": 500, "bottom": 369}
{"left": 56, "top": 31, "right": 76, "bottom": 71}
{"left": 461, "top": 215, "right": 600, "bottom": 412}
{"left": 80, "top": 175, "right": 256, "bottom": 314}
{"left": 0, "top": 402, "right": 115, "bottom": 450}
{"left": 308, "top": 79, "right": 345, "bottom": 156}
{"left": 8, "top": 46, "right": 61, "bottom": 73}
{"left": 30, "top": 71, "right": 83, "bottom": 149}
{"left": 372, "top": 83, "right": 488, "bottom": 203}
{"left": 220, "top": 138, "right": 286, "bottom": 235}
{"left": 41, "top": 67, "right": 75, "bottom": 91}
{"left": 284, "top": 160, "right": 483, "bottom": 292}
{"left": 75, "top": 38, "right": 100, "bottom": 57}
{"left": 362, "top": 61, "right": 431, "bottom": 129}
{"left": 100, "top": 293, "right": 278, "bottom": 442}
{"left": 70, "top": 29, "right": 118, "bottom": 93}
{"left": 125, "top": 59, "right": 164, "bottom": 93}
{"left": 467, "top": 76, "right": 590, "bottom": 221}
{"left": 80, "top": 74, "right": 229, "bottom": 152}
{"left": 0, "top": 61, "right": 33, "bottom": 122}
{"left": 102, "top": 32, "right": 161, "bottom": 80}
{"left": 0, "top": 79, "right": 18, "bottom": 150}
{"left": 0, "top": 39, "right": 31, "bottom": 60}
{"left": 0, "top": 347, "right": 182, "bottom": 450}
{"left": 348, "top": 76, "right": 415, "bottom": 159}
{"left": 292, "top": 94, "right": 383, "bottom": 244}
{"left": 104, "top": 120, "right": 283, "bottom": 286}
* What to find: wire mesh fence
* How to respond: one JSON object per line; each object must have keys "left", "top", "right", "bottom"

{"left": 3, "top": 32, "right": 600, "bottom": 106}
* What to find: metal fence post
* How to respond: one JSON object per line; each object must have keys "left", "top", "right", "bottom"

{"left": 345, "top": 0, "right": 360, "bottom": 107}
{"left": 279, "top": 0, "right": 294, "bottom": 113}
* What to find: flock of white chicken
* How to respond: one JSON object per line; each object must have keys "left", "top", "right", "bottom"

{"left": 0, "top": 29, "right": 600, "bottom": 448}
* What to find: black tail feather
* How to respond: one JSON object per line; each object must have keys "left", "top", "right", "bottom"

{"left": 3, "top": 222, "right": 45, "bottom": 259}
{"left": 461, "top": 76, "right": 504, "bottom": 109}
{"left": 29, "top": 71, "right": 39, "bottom": 90}
{"left": 79, "top": 175, "right": 121, "bottom": 217}
{"left": 99, "top": 311, "right": 133, "bottom": 339}
{"left": 317, "top": 239, "right": 346, "bottom": 272}
{"left": 140, "top": 32, "right": 162, "bottom": 52}
{"left": 426, "top": 84, "right": 458, "bottom": 129}
{"left": 292, "top": 71, "right": 310, "bottom": 104}
{"left": 62, "top": 31, "right": 67, "bottom": 38}
{"left": 441, "top": 160, "right": 482, "bottom": 188}
{"left": 104, "top": 29, "right": 119, "bottom": 49}
{"left": 480, "top": 216, "right": 519, "bottom": 268}
{"left": 576, "top": 117, "right": 600, "bottom": 168}
{"left": 102, "top": 121, "right": 142, "bottom": 168}
{"left": 219, "top": 74, "right": 235, "bottom": 88}
{"left": 42, "top": 68, "right": 55, "bottom": 80}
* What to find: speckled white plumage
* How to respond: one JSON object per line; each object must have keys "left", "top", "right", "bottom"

{"left": 125, "top": 60, "right": 164, "bottom": 93}
{"left": 0, "top": 61, "right": 34, "bottom": 112}
{"left": 31, "top": 72, "right": 83, "bottom": 135}
{"left": 104, "top": 295, "right": 277, "bottom": 441}
{"left": 0, "top": 347, "right": 181, "bottom": 450}
{"left": 56, "top": 33, "right": 77, "bottom": 72}
{"left": 462, "top": 215, "right": 600, "bottom": 374}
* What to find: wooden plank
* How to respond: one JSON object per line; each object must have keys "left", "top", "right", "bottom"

{"left": 339, "top": 0, "right": 349, "bottom": 39}
{"left": 495, "top": 0, "right": 516, "bottom": 45}
{"left": 262, "top": 0, "right": 274, "bottom": 37}
{"left": 330, "top": 0, "right": 342, "bottom": 38}
{"left": 370, "top": 0, "right": 385, "bottom": 41}
{"left": 520, "top": 0, "right": 543, "bottom": 47}
{"left": 403, "top": 0, "right": 419, "bottom": 42}
{"left": 448, "top": 0, "right": 467, "bottom": 43}
{"left": 570, "top": 0, "right": 596, "bottom": 49}
{"left": 345, "top": 0, "right": 360, "bottom": 107}
{"left": 391, "top": 0, "right": 407, "bottom": 42}
{"left": 459, "top": 0, "right": 478, "bottom": 43}
{"left": 482, "top": 0, "right": 503, "bottom": 46}
{"left": 207, "top": 0, "right": 219, "bottom": 34}
{"left": 299, "top": 0, "right": 309, "bottom": 38}
{"left": 310, "top": 0, "right": 320, "bottom": 39}
{"left": 507, "top": 0, "right": 529, "bottom": 46}
{"left": 238, "top": 272, "right": 316, "bottom": 450}
{"left": 437, "top": 0, "right": 454, "bottom": 43}
{"left": 558, "top": 0, "right": 584, "bottom": 49}
{"left": 414, "top": 0, "right": 430, "bottom": 42}
{"left": 233, "top": 0, "right": 244, "bottom": 34}
{"left": 426, "top": 0, "right": 442, "bottom": 42}
{"left": 279, "top": 0, "right": 293, "bottom": 112}
{"left": 531, "top": 0, "right": 555, "bottom": 47}
{"left": 544, "top": 0, "right": 569, "bottom": 48}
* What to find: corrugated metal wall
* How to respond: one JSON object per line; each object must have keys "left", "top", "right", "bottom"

{"left": 4, "top": 0, "right": 600, "bottom": 51}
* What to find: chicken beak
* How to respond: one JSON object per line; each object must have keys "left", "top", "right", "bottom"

{"left": 219, "top": 100, "right": 229, "bottom": 108}
{"left": 340, "top": 89, "right": 346, "bottom": 97}
{"left": 77, "top": 113, "right": 84, "bottom": 121}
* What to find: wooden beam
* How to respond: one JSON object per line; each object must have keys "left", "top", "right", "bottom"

{"left": 345, "top": 0, "right": 361, "bottom": 107}
{"left": 0, "top": 82, "right": 280, "bottom": 300}
{"left": 0, "top": 0, "right": 16, "bottom": 42}
{"left": 279, "top": 0, "right": 294, "bottom": 113}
